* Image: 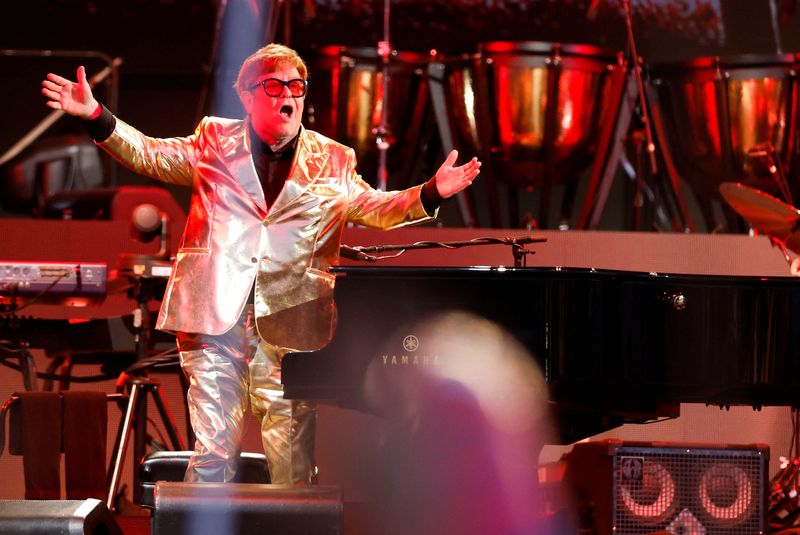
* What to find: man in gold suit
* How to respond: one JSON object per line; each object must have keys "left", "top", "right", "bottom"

{"left": 41, "top": 44, "right": 481, "bottom": 485}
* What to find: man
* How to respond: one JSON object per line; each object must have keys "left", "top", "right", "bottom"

{"left": 41, "top": 43, "right": 480, "bottom": 485}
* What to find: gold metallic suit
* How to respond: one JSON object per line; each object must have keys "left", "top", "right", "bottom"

{"left": 98, "top": 116, "right": 436, "bottom": 483}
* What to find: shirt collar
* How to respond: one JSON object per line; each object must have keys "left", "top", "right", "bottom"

{"left": 249, "top": 125, "right": 300, "bottom": 158}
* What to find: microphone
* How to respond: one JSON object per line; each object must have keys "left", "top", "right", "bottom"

{"left": 339, "top": 245, "right": 377, "bottom": 263}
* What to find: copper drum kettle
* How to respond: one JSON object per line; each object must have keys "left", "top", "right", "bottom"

{"left": 304, "top": 45, "right": 432, "bottom": 190}
{"left": 431, "top": 41, "right": 623, "bottom": 227}
{"left": 648, "top": 54, "right": 799, "bottom": 232}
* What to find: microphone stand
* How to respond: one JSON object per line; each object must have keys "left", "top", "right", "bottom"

{"left": 621, "top": 0, "right": 658, "bottom": 230}
{"left": 340, "top": 236, "right": 547, "bottom": 268}
{"left": 622, "top": 0, "right": 657, "bottom": 175}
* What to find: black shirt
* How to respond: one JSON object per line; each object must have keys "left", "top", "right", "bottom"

{"left": 249, "top": 126, "right": 297, "bottom": 209}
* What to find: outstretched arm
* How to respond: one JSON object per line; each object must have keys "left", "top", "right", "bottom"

{"left": 41, "top": 66, "right": 99, "bottom": 119}
{"left": 42, "top": 65, "right": 199, "bottom": 186}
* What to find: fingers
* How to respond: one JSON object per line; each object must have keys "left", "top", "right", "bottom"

{"left": 41, "top": 76, "right": 63, "bottom": 105}
{"left": 42, "top": 79, "right": 62, "bottom": 93}
{"left": 77, "top": 65, "right": 87, "bottom": 86}
{"left": 41, "top": 86, "right": 61, "bottom": 100}
{"left": 46, "top": 72, "right": 71, "bottom": 86}
{"left": 459, "top": 157, "right": 482, "bottom": 181}
{"left": 435, "top": 153, "right": 481, "bottom": 197}
{"left": 42, "top": 74, "right": 70, "bottom": 102}
{"left": 443, "top": 149, "right": 459, "bottom": 167}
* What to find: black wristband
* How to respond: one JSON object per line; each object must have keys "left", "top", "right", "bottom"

{"left": 421, "top": 178, "right": 444, "bottom": 215}
{"left": 82, "top": 104, "right": 116, "bottom": 143}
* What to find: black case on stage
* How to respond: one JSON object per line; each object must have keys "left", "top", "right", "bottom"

{"left": 0, "top": 499, "right": 123, "bottom": 535}
{"left": 152, "top": 482, "right": 344, "bottom": 535}
{"left": 139, "top": 450, "right": 270, "bottom": 508}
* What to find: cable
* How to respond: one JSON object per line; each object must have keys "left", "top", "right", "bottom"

{"left": 0, "top": 356, "right": 116, "bottom": 384}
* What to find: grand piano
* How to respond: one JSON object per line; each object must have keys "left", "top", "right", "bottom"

{"left": 282, "top": 230, "right": 800, "bottom": 443}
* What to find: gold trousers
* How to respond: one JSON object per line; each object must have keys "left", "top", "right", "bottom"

{"left": 176, "top": 305, "right": 317, "bottom": 485}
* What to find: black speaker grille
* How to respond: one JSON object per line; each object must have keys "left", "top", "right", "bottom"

{"left": 612, "top": 446, "right": 766, "bottom": 535}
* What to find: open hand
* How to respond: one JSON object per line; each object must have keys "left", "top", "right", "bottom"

{"left": 432, "top": 150, "right": 481, "bottom": 198}
{"left": 41, "top": 66, "right": 98, "bottom": 119}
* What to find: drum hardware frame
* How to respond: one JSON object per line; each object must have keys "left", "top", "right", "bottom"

{"left": 576, "top": 57, "right": 634, "bottom": 230}
{"left": 580, "top": 1, "right": 690, "bottom": 233}
{"left": 620, "top": 0, "right": 668, "bottom": 231}
{"left": 621, "top": 0, "right": 657, "bottom": 176}
{"left": 373, "top": 0, "right": 393, "bottom": 191}
{"left": 427, "top": 61, "right": 479, "bottom": 227}
{"left": 580, "top": 70, "right": 684, "bottom": 232}
{"left": 474, "top": 51, "right": 506, "bottom": 228}
{"left": 647, "top": 89, "right": 697, "bottom": 232}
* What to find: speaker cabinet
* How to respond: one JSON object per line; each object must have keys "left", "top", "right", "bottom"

{"left": 152, "top": 482, "right": 343, "bottom": 535}
{"left": 564, "top": 440, "right": 768, "bottom": 535}
{"left": 0, "top": 499, "right": 122, "bottom": 535}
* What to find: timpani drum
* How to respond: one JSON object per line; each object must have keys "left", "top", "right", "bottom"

{"left": 304, "top": 46, "right": 431, "bottom": 189}
{"left": 648, "top": 54, "right": 799, "bottom": 231}
{"left": 430, "top": 41, "right": 624, "bottom": 227}
{"left": 438, "top": 41, "right": 620, "bottom": 190}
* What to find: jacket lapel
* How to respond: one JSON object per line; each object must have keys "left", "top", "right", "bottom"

{"left": 269, "top": 127, "right": 329, "bottom": 216}
{"left": 219, "top": 121, "right": 269, "bottom": 215}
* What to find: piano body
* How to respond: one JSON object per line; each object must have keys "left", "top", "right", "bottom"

{"left": 283, "top": 230, "right": 800, "bottom": 443}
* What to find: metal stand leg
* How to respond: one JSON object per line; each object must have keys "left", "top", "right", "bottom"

{"left": 106, "top": 376, "right": 185, "bottom": 511}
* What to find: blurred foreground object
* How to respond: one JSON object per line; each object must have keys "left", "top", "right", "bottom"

{"left": 361, "top": 310, "right": 554, "bottom": 535}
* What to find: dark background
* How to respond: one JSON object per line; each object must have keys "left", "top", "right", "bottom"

{"left": 1, "top": 0, "right": 798, "bottom": 227}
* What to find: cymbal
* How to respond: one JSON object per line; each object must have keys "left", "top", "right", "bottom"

{"left": 719, "top": 182, "right": 800, "bottom": 252}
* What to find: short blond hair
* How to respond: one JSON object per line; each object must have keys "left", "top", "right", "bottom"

{"left": 235, "top": 43, "right": 308, "bottom": 96}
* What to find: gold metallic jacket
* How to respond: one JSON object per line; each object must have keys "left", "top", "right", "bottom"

{"left": 100, "top": 116, "right": 436, "bottom": 350}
